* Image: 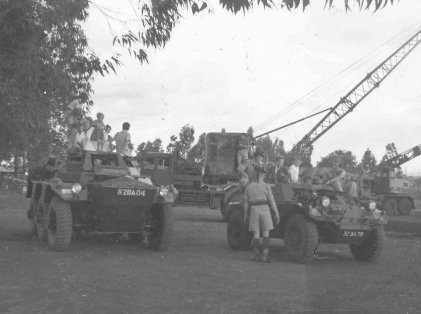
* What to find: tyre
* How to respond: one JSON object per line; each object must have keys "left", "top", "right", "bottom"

{"left": 383, "top": 198, "right": 398, "bottom": 216}
{"left": 147, "top": 204, "right": 173, "bottom": 251}
{"left": 227, "top": 209, "right": 252, "bottom": 250}
{"left": 46, "top": 196, "right": 73, "bottom": 251}
{"left": 222, "top": 191, "right": 242, "bottom": 222}
{"left": 284, "top": 214, "right": 319, "bottom": 263}
{"left": 29, "top": 197, "right": 37, "bottom": 235}
{"left": 349, "top": 226, "right": 385, "bottom": 262}
{"left": 398, "top": 198, "right": 412, "bottom": 216}
{"left": 35, "top": 199, "right": 48, "bottom": 241}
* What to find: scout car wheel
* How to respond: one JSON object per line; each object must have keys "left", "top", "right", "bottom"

{"left": 227, "top": 209, "right": 252, "bottom": 250}
{"left": 29, "top": 197, "right": 37, "bottom": 235}
{"left": 349, "top": 226, "right": 385, "bottom": 262}
{"left": 148, "top": 204, "right": 173, "bottom": 251}
{"left": 284, "top": 214, "right": 319, "bottom": 263}
{"left": 222, "top": 191, "right": 242, "bottom": 222}
{"left": 35, "top": 199, "right": 48, "bottom": 241}
{"left": 47, "top": 197, "right": 72, "bottom": 251}
{"left": 383, "top": 198, "right": 398, "bottom": 216}
{"left": 398, "top": 198, "right": 412, "bottom": 216}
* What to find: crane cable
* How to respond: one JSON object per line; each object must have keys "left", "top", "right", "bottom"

{"left": 252, "top": 21, "right": 421, "bottom": 135}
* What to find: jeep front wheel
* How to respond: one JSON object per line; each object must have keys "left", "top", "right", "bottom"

{"left": 284, "top": 214, "right": 319, "bottom": 263}
{"left": 147, "top": 204, "right": 173, "bottom": 251}
{"left": 46, "top": 197, "right": 73, "bottom": 251}
{"left": 227, "top": 209, "right": 252, "bottom": 250}
{"left": 349, "top": 226, "right": 385, "bottom": 262}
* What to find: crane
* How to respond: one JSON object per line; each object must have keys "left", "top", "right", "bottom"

{"left": 380, "top": 144, "right": 421, "bottom": 169}
{"left": 284, "top": 28, "right": 421, "bottom": 163}
{"left": 356, "top": 143, "right": 421, "bottom": 216}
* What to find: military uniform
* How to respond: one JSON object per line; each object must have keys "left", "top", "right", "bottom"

{"left": 243, "top": 181, "right": 277, "bottom": 233}
{"left": 243, "top": 165, "right": 279, "bottom": 262}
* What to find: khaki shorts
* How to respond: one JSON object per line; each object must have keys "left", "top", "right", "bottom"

{"left": 248, "top": 205, "right": 273, "bottom": 233}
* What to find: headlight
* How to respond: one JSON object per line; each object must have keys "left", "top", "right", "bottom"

{"left": 159, "top": 187, "right": 169, "bottom": 197}
{"left": 368, "top": 200, "right": 376, "bottom": 211}
{"left": 71, "top": 183, "right": 82, "bottom": 194}
{"left": 309, "top": 206, "right": 321, "bottom": 217}
{"left": 321, "top": 196, "right": 330, "bottom": 208}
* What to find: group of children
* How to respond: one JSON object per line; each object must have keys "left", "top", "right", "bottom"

{"left": 65, "top": 99, "right": 114, "bottom": 152}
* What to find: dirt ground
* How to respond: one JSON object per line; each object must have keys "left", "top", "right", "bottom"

{"left": 1, "top": 190, "right": 421, "bottom": 314}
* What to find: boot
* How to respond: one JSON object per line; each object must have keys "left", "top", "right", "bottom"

{"left": 261, "top": 237, "right": 270, "bottom": 263}
{"left": 251, "top": 239, "right": 261, "bottom": 261}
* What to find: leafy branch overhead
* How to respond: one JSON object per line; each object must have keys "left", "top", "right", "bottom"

{"left": 98, "top": 0, "right": 397, "bottom": 64}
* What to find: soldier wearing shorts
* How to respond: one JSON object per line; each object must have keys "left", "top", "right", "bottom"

{"left": 243, "top": 165, "right": 280, "bottom": 262}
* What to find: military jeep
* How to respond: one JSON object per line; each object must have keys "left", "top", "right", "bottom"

{"left": 26, "top": 151, "right": 176, "bottom": 251}
{"left": 227, "top": 182, "right": 386, "bottom": 263}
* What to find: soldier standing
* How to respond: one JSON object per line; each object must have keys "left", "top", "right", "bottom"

{"left": 243, "top": 165, "right": 280, "bottom": 262}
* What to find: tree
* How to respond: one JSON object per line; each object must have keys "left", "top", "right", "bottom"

{"left": 137, "top": 138, "right": 164, "bottom": 156}
{"left": 254, "top": 136, "right": 286, "bottom": 163}
{"left": 380, "top": 142, "right": 398, "bottom": 165}
{"left": 166, "top": 124, "right": 195, "bottom": 158}
{"left": 360, "top": 148, "right": 377, "bottom": 174}
{"left": 0, "top": 0, "right": 119, "bottom": 169}
{"left": 380, "top": 142, "right": 404, "bottom": 177}
{"left": 318, "top": 150, "right": 357, "bottom": 169}
{"left": 300, "top": 145, "right": 313, "bottom": 168}
{"left": 187, "top": 132, "right": 207, "bottom": 165}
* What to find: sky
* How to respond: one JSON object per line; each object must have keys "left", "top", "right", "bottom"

{"left": 84, "top": 0, "right": 421, "bottom": 175}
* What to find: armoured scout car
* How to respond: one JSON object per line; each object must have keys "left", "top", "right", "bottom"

{"left": 26, "top": 151, "right": 176, "bottom": 251}
{"left": 227, "top": 182, "right": 386, "bottom": 263}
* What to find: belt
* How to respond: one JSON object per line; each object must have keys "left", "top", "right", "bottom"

{"left": 250, "top": 200, "right": 268, "bottom": 206}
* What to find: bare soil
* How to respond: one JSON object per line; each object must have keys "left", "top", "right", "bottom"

{"left": 1, "top": 189, "right": 421, "bottom": 314}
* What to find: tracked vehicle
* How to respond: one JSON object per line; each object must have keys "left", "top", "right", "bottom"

{"left": 26, "top": 151, "right": 176, "bottom": 251}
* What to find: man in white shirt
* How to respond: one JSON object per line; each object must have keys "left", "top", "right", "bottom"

{"left": 288, "top": 156, "right": 301, "bottom": 183}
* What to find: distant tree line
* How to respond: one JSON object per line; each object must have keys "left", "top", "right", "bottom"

{"left": 135, "top": 122, "right": 404, "bottom": 177}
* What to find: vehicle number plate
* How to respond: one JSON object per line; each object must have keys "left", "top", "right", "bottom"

{"left": 117, "top": 188, "right": 145, "bottom": 197}
{"left": 342, "top": 231, "right": 364, "bottom": 237}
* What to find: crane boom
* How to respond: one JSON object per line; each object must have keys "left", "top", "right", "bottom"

{"left": 288, "top": 29, "right": 421, "bottom": 161}
{"left": 381, "top": 144, "right": 421, "bottom": 169}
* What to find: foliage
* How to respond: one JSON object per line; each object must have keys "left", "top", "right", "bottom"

{"left": 99, "top": 0, "right": 398, "bottom": 65}
{"left": 187, "top": 132, "right": 207, "bottom": 164}
{"left": 359, "top": 148, "right": 377, "bottom": 174}
{"left": 318, "top": 149, "right": 357, "bottom": 169}
{"left": 255, "top": 136, "right": 286, "bottom": 162}
{"left": 380, "top": 142, "right": 404, "bottom": 177}
{"left": 136, "top": 138, "right": 164, "bottom": 157}
{"left": 0, "top": 0, "right": 120, "bottom": 169}
{"left": 380, "top": 142, "right": 398, "bottom": 165}
{"left": 300, "top": 145, "right": 313, "bottom": 168}
{"left": 166, "top": 124, "right": 195, "bottom": 158}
